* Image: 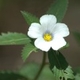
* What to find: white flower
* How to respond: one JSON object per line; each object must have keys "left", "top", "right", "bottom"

{"left": 28, "top": 14, "right": 70, "bottom": 52}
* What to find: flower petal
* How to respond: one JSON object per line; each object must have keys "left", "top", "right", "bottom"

{"left": 51, "top": 36, "right": 66, "bottom": 50}
{"left": 28, "top": 23, "right": 42, "bottom": 38}
{"left": 40, "top": 14, "right": 57, "bottom": 27}
{"left": 29, "top": 23, "right": 41, "bottom": 32}
{"left": 34, "top": 37, "right": 51, "bottom": 52}
{"left": 53, "top": 23, "right": 70, "bottom": 37}
{"left": 28, "top": 30, "right": 41, "bottom": 38}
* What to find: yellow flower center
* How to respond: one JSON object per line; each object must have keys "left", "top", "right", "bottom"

{"left": 43, "top": 33, "right": 52, "bottom": 41}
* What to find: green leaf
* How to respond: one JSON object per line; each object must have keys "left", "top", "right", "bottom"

{"left": 0, "top": 71, "right": 27, "bottom": 80}
{"left": 18, "top": 63, "right": 39, "bottom": 79}
{"left": 73, "top": 67, "right": 80, "bottom": 80}
{"left": 0, "top": 32, "right": 31, "bottom": 45}
{"left": 21, "top": 11, "right": 39, "bottom": 25}
{"left": 74, "top": 67, "right": 80, "bottom": 74}
{"left": 18, "top": 63, "right": 55, "bottom": 80}
{"left": 47, "top": 0, "right": 68, "bottom": 22}
{"left": 21, "top": 43, "right": 37, "bottom": 61}
{"left": 75, "top": 73, "right": 80, "bottom": 80}
{"left": 73, "top": 32, "right": 80, "bottom": 44}
{"left": 52, "top": 66, "right": 74, "bottom": 80}
{"left": 48, "top": 49, "right": 75, "bottom": 80}
{"left": 38, "top": 65, "right": 55, "bottom": 80}
{"left": 48, "top": 49, "right": 68, "bottom": 70}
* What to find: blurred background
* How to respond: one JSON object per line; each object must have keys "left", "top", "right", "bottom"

{"left": 0, "top": 0, "right": 80, "bottom": 70}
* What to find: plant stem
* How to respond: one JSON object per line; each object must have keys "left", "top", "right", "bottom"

{"left": 33, "top": 52, "right": 46, "bottom": 80}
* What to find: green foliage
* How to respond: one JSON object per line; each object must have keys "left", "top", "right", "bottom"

{"left": 38, "top": 65, "right": 55, "bottom": 80}
{"left": 18, "top": 63, "right": 55, "bottom": 80}
{"left": 0, "top": 32, "right": 31, "bottom": 45}
{"left": 52, "top": 66, "right": 74, "bottom": 80}
{"left": 21, "top": 11, "right": 39, "bottom": 25}
{"left": 75, "top": 73, "right": 80, "bottom": 80}
{"left": 73, "top": 32, "right": 80, "bottom": 44}
{"left": 0, "top": 71, "right": 27, "bottom": 80}
{"left": 18, "top": 63, "right": 39, "bottom": 79}
{"left": 0, "top": 0, "right": 73, "bottom": 80}
{"left": 47, "top": 0, "right": 68, "bottom": 22}
{"left": 74, "top": 67, "right": 80, "bottom": 74}
{"left": 73, "top": 67, "right": 80, "bottom": 80}
{"left": 21, "top": 43, "right": 37, "bottom": 61}
{"left": 48, "top": 49, "right": 75, "bottom": 80}
{"left": 48, "top": 49, "right": 68, "bottom": 70}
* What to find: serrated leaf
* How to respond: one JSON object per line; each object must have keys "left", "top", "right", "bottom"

{"left": 48, "top": 49, "right": 75, "bottom": 80}
{"left": 21, "top": 43, "right": 37, "bottom": 61}
{"left": 0, "top": 32, "right": 31, "bottom": 45}
{"left": 48, "top": 49, "right": 68, "bottom": 70}
{"left": 73, "top": 32, "right": 80, "bottom": 44}
{"left": 47, "top": 0, "right": 68, "bottom": 22}
{"left": 0, "top": 71, "right": 27, "bottom": 80}
{"left": 21, "top": 11, "right": 39, "bottom": 25}
{"left": 52, "top": 66, "right": 74, "bottom": 80}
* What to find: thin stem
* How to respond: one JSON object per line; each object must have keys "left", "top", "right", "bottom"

{"left": 33, "top": 52, "right": 46, "bottom": 80}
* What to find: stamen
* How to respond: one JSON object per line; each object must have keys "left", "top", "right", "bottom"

{"left": 43, "top": 33, "right": 52, "bottom": 41}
